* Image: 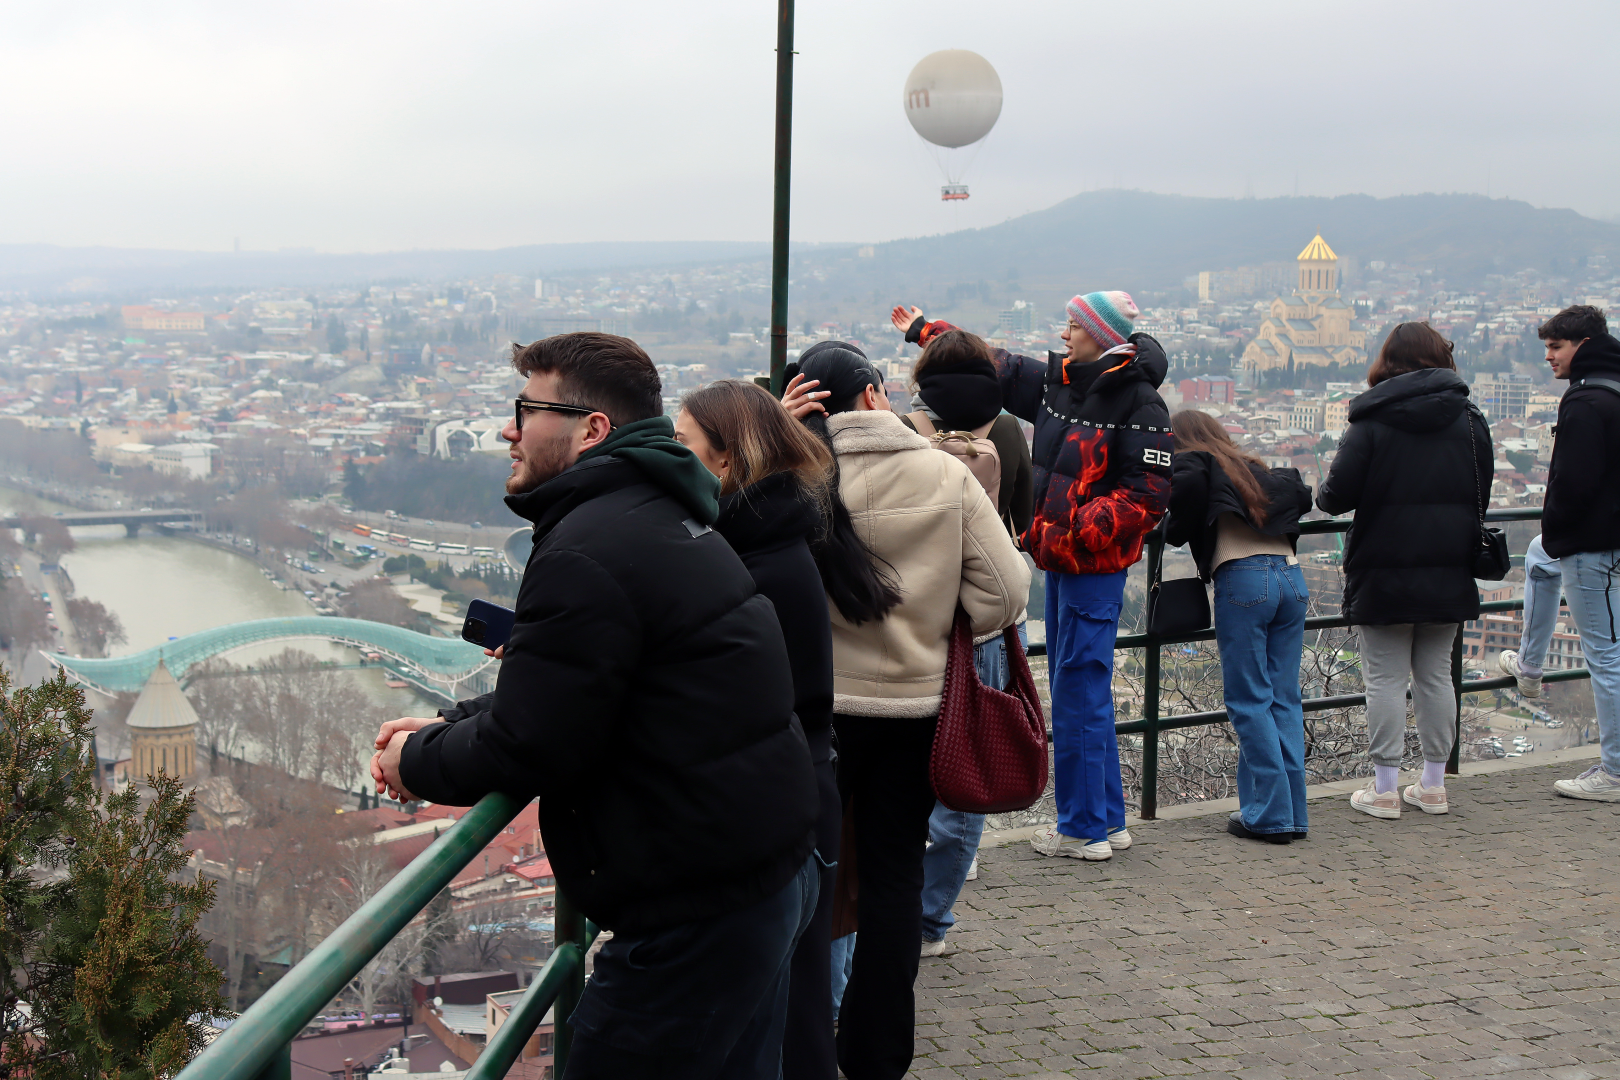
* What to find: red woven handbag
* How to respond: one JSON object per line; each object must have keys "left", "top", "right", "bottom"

{"left": 929, "top": 606, "right": 1049, "bottom": 814}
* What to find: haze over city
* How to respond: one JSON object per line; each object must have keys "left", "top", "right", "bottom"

{"left": 4, "top": 0, "right": 1619, "bottom": 253}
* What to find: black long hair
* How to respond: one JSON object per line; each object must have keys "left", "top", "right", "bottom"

{"left": 788, "top": 341, "right": 904, "bottom": 625}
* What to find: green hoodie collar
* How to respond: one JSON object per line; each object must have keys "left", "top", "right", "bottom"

{"left": 576, "top": 415, "right": 721, "bottom": 525}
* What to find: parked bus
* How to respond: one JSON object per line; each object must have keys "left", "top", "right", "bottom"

{"left": 408, "top": 538, "right": 435, "bottom": 551}
{"left": 388, "top": 533, "right": 411, "bottom": 545}
{"left": 437, "top": 542, "right": 470, "bottom": 555}
{"left": 352, "top": 524, "right": 372, "bottom": 537}
{"left": 471, "top": 546, "right": 497, "bottom": 559}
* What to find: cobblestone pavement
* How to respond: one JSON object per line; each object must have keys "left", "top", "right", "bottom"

{"left": 912, "top": 763, "right": 1620, "bottom": 1079}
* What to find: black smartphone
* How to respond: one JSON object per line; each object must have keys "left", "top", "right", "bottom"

{"left": 462, "top": 599, "right": 516, "bottom": 651}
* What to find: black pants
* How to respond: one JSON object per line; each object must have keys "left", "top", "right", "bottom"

{"left": 564, "top": 855, "right": 819, "bottom": 1080}
{"left": 783, "top": 737, "right": 841, "bottom": 1080}
{"left": 832, "top": 713, "right": 938, "bottom": 1080}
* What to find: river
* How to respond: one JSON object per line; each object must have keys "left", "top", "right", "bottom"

{"left": 0, "top": 486, "right": 441, "bottom": 724}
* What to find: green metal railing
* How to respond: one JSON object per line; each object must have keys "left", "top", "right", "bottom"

{"left": 175, "top": 793, "right": 597, "bottom": 1080}
{"left": 1029, "top": 506, "right": 1592, "bottom": 819}
{"left": 182, "top": 510, "right": 1594, "bottom": 1079}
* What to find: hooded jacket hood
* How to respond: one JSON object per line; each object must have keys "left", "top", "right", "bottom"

{"left": 1347, "top": 367, "right": 1469, "bottom": 433}
{"left": 576, "top": 415, "right": 721, "bottom": 524}
{"left": 714, "top": 471, "right": 821, "bottom": 555}
{"left": 1570, "top": 332, "right": 1620, "bottom": 383}
{"left": 1055, "top": 339, "right": 1168, "bottom": 397}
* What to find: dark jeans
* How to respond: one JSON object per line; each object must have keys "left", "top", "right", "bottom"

{"left": 564, "top": 854, "right": 820, "bottom": 1080}
{"left": 783, "top": 742, "right": 840, "bottom": 1080}
{"left": 832, "top": 713, "right": 938, "bottom": 1080}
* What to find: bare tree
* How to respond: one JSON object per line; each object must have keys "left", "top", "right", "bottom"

{"left": 238, "top": 649, "right": 377, "bottom": 791}
{"left": 18, "top": 516, "right": 75, "bottom": 565}
{"left": 330, "top": 845, "right": 425, "bottom": 1015}
{"left": 341, "top": 578, "right": 417, "bottom": 628}
{"left": 65, "top": 597, "right": 125, "bottom": 657}
{"left": 0, "top": 578, "right": 50, "bottom": 658}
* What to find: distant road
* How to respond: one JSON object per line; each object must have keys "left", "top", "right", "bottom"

{"left": 0, "top": 508, "right": 201, "bottom": 530}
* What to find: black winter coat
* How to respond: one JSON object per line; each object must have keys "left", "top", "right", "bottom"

{"left": 912, "top": 319, "right": 1172, "bottom": 575}
{"left": 400, "top": 456, "right": 817, "bottom": 934}
{"left": 1165, "top": 452, "right": 1313, "bottom": 581}
{"left": 1317, "top": 368, "right": 1492, "bottom": 625}
{"left": 1543, "top": 332, "right": 1620, "bottom": 558}
{"left": 714, "top": 472, "right": 835, "bottom": 762}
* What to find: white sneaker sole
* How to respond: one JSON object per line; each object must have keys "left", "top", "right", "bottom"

{"left": 1554, "top": 781, "right": 1620, "bottom": 802}
{"left": 1401, "top": 787, "right": 1449, "bottom": 815}
{"left": 1107, "top": 832, "right": 1132, "bottom": 850}
{"left": 1350, "top": 794, "right": 1400, "bottom": 819}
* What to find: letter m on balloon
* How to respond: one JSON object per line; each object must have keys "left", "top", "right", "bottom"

{"left": 908, "top": 88, "right": 931, "bottom": 110}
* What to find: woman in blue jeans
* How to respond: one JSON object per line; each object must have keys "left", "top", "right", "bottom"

{"left": 1165, "top": 410, "right": 1314, "bottom": 843}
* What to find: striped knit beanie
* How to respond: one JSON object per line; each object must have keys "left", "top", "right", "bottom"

{"left": 1066, "top": 291, "right": 1140, "bottom": 349}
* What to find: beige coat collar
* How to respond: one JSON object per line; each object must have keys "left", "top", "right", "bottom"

{"left": 826, "top": 410, "right": 931, "bottom": 454}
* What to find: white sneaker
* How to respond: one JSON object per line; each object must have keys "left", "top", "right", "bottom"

{"left": 1554, "top": 764, "right": 1620, "bottom": 802}
{"left": 1349, "top": 780, "right": 1401, "bottom": 819}
{"left": 1401, "top": 780, "right": 1449, "bottom": 815}
{"left": 1030, "top": 826, "right": 1111, "bottom": 860}
{"left": 1499, "top": 650, "right": 1542, "bottom": 699}
{"left": 1107, "top": 827, "right": 1132, "bottom": 850}
{"left": 920, "top": 938, "right": 952, "bottom": 958}
{"left": 965, "top": 856, "right": 978, "bottom": 881}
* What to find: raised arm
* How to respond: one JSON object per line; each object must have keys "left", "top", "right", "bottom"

{"left": 891, "top": 303, "right": 1047, "bottom": 423}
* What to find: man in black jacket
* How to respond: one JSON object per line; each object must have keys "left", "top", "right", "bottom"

{"left": 1498, "top": 306, "right": 1620, "bottom": 801}
{"left": 371, "top": 333, "right": 819, "bottom": 1077}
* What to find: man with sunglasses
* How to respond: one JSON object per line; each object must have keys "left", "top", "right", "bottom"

{"left": 371, "top": 332, "right": 819, "bottom": 1078}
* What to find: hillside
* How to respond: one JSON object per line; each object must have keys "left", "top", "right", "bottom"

{"left": 811, "top": 190, "right": 1620, "bottom": 299}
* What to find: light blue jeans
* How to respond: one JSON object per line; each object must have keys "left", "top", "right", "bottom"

{"left": 1518, "top": 535, "right": 1620, "bottom": 776}
{"left": 920, "top": 622, "right": 1026, "bottom": 943}
{"left": 829, "top": 932, "right": 855, "bottom": 1019}
{"left": 1213, "top": 555, "right": 1309, "bottom": 835}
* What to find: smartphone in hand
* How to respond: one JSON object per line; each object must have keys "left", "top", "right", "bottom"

{"left": 462, "top": 599, "right": 516, "bottom": 651}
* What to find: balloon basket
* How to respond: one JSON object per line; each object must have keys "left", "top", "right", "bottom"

{"left": 941, "top": 184, "right": 970, "bottom": 201}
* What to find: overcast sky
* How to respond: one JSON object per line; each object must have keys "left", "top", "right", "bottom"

{"left": 3, "top": 0, "right": 1617, "bottom": 253}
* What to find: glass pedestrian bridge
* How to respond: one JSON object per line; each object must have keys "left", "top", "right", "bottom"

{"left": 45, "top": 616, "right": 495, "bottom": 701}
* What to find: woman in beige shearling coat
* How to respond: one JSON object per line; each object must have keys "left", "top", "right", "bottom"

{"left": 787, "top": 340, "right": 1027, "bottom": 1080}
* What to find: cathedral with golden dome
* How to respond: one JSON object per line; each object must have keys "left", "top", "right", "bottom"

{"left": 1241, "top": 234, "right": 1367, "bottom": 376}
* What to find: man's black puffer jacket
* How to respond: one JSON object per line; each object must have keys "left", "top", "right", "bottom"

{"left": 1316, "top": 367, "right": 1492, "bottom": 625}
{"left": 1543, "top": 332, "right": 1620, "bottom": 558}
{"left": 1165, "top": 452, "right": 1313, "bottom": 581}
{"left": 401, "top": 456, "right": 817, "bottom": 935}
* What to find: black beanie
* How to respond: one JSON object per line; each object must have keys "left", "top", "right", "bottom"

{"left": 789, "top": 341, "right": 883, "bottom": 412}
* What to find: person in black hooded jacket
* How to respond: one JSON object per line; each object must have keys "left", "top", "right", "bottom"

{"left": 675, "top": 379, "right": 842, "bottom": 1080}
{"left": 371, "top": 334, "right": 819, "bottom": 1079}
{"left": 1317, "top": 323, "right": 1491, "bottom": 822}
{"left": 1500, "top": 306, "right": 1620, "bottom": 802}
{"left": 1166, "top": 410, "right": 1314, "bottom": 843}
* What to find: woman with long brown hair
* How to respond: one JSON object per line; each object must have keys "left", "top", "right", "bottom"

{"left": 1166, "top": 409, "right": 1314, "bottom": 842}
{"left": 675, "top": 379, "right": 841, "bottom": 1080}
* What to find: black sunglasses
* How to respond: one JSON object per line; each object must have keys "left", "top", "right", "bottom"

{"left": 514, "top": 397, "right": 598, "bottom": 432}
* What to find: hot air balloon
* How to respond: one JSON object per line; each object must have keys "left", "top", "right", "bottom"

{"left": 903, "top": 50, "right": 1003, "bottom": 201}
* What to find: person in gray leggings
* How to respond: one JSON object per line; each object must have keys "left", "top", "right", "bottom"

{"left": 1359, "top": 625, "right": 1460, "bottom": 810}
{"left": 1317, "top": 323, "right": 1493, "bottom": 818}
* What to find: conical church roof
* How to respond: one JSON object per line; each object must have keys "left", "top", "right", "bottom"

{"left": 125, "top": 659, "right": 200, "bottom": 731}
{"left": 1297, "top": 233, "right": 1338, "bottom": 262}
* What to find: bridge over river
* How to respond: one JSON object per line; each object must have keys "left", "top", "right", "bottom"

{"left": 45, "top": 616, "right": 494, "bottom": 703}
{"left": 3, "top": 508, "right": 202, "bottom": 537}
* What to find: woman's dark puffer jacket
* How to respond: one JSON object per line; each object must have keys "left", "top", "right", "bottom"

{"left": 1165, "top": 452, "right": 1313, "bottom": 581}
{"left": 1316, "top": 367, "right": 1492, "bottom": 625}
{"left": 713, "top": 471, "right": 834, "bottom": 760}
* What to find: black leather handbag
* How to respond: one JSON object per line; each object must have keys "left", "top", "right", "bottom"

{"left": 1465, "top": 405, "right": 1511, "bottom": 581}
{"left": 1147, "top": 559, "right": 1211, "bottom": 638}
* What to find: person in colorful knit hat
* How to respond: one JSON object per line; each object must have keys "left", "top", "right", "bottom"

{"left": 887, "top": 292, "right": 1173, "bottom": 861}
